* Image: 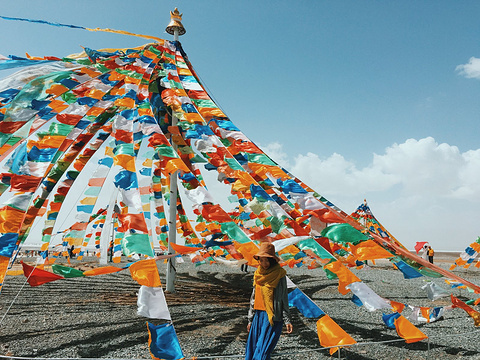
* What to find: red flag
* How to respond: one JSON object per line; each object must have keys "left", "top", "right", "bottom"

{"left": 201, "top": 204, "right": 232, "bottom": 223}
{"left": 414, "top": 242, "right": 428, "bottom": 254}
{"left": 21, "top": 261, "right": 63, "bottom": 286}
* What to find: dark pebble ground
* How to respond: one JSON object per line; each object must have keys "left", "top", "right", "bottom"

{"left": 1, "top": 254, "right": 480, "bottom": 360}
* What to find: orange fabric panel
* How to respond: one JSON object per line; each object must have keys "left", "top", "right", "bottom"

{"left": 129, "top": 259, "right": 161, "bottom": 287}
{"left": 114, "top": 154, "right": 136, "bottom": 172}
{"left": 394, "top": 315, "right": 428, "bottom": 343}
{"left": 164, "top": 158, "right": 189, "bottom": 175}
{"left": 235, "top": 241, "right": 259, "bottom": 266}
{"left": 349, "top": 240, "right": 393, "bottom": 261}
{"left": 83, "top": 266, "right": 123, "bottom": 276}
{"left": 390, "top": 301, "right": 405, "bottom": 313}
{"left": 0, "top": 206, "right": 25, "bottom": 233}
{"left": 117, "top": 213, "right": 149, "bottom": 233}
{"left": 48, "top": 99, "right": 69, "bottom": 113}
{"left": 324, "top": 260, "right": 361, "bottom": 295}
{"left": 45, "top": 84, "right": 69, "bottom": 96}
{"left": 170, "top": 243, "right": 202, "bottom": 254}
{"left": 316, "top": 314, "right": 356, "bottom": 355}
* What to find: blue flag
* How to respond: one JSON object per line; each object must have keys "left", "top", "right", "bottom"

{"left": 288, "top": 288, "right": 325, "bottom": 318}
{"left": 394, "top": 260, "right": 423, "bottom": 279}
{"left": 147, "top": 322, "right": 184, "bottom": 360}
{"left": 382, "top": 312, "right": 401, "bottom": 329}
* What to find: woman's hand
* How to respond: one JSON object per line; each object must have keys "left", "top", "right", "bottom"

{"left": 247, "top": 323, "right": 251, "bottom": 333}
{"left": 285, "top": 323, "right": 293, "bottom": 334}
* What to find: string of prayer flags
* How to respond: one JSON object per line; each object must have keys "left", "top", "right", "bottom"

{"left": 450, "top": 236, "right": 480, "bottom": 270}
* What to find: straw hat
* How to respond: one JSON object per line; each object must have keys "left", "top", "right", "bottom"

{"left": 253, "top": 242, "right": 280, "bottom": 262}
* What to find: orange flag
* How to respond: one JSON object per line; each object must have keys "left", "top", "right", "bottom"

{"left": 170, "top": 243, "right": 203, "bottom": 254}
{"left": 390, "top": 300, "right": 406, "bottom": 313}
{"left": 129, "top": 259, "right": 161, "bottom": 287}
{"left": 394, "top": 315, "right": 428, "bottom": 343}
{"left": 117, "top": 213, "right": 149, "bottom": 233}
{"left": 451, "top": 295, "right": 480, "bottom": 326}
{"left": 349, "top": 240, "right": 393, "bottom": 261}
{"left": 316, "top": 314, "right": 356, "bottom": 355}
{"left": 235, "top": 241, "right": 260, "bottom": 266}
{"left": 83, "top": 266, "right": 123, "bottom": 276}
{"left": 324, "top": 260, "right": 361, "bottom": 295}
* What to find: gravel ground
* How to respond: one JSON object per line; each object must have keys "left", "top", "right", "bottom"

{"left": 1, "top": 253, "right": 480, "bottom": 360}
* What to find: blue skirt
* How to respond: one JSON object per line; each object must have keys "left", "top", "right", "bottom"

{"left": 245, "top": 310, "right": 283, "bottom": 360}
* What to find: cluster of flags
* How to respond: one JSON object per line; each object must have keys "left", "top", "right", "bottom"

{"left": 1, "top": 18, "right": 480, "bottom": 357}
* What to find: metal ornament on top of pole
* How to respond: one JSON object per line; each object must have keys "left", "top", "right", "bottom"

{"left": 165, "top": 8, "right": 186, "bottom": 293}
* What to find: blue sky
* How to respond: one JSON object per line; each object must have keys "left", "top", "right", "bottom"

{"left": 1, "top": 1, "right": 480, "bottom": 251}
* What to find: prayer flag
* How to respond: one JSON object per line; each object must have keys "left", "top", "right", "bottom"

{"left": 51, "top": 264, "right": 85, "bottom": 278}
{"left": 394, "top": 315, "right": 428, "bottom": 343}
{"left": 138, "top": 286, "right": 171, "bottom": 320}
{"left": 288, "top": 288, "right": 325, "bottom": 318}
{"left": 170, "top": 243, "right": 203, "bottom": 254}
{"left": 316, "top": 314, "right": 356, "bottom": 355}
{"left": 324, "top": 260, "right": 361, "bottom": 295}
{"left": 421, "top": 282, "right": 450, "bottom": 301}
{"left": 129, "top": 259, "right": 161, "bottom": 287}
{"left": 451, "top": 295, "right": 480, "bottom": 326}
{"left": 21, "top": 261, "right": 64, "bottom": 286}
{"left": 382, "top": 312, "right": 401, "bottom": 329}
{"left": 414, "top": 242, "right": 428, "bottom": 254}
{"left": 321, "top": 224, "right": 368, "bottom": 245}
{"left": 350, "top": 240, "right": 393, "bottom": 261}
{"left": 83, "top": 266, "right": 123, "bottom": 276}
{"left": 346, "top": 281, "right": 391, "bottom": 312}
{"left": 147, "top": 322, "right": 184, "bottom": 360}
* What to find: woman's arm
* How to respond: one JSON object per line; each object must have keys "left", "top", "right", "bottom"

{"left": 247, "top": 286, "right": 256, "bottom": 332}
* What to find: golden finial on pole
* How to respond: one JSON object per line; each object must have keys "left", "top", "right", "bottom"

{"left": 166, "top": 8, "right": 186, "bottom": 40}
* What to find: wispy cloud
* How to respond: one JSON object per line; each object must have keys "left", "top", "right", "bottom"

{"left": 456, "top": 57, "right": 480, "bottom": 79}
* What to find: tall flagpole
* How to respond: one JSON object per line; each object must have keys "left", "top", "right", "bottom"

{"left": 165, "top": 8, "right": 186, "bottom": 293}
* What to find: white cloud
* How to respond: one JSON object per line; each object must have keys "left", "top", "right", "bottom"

{"left": 259, "top": 137, "right": 480, "bottom": 250}
{"left": 456, "top": 57, "right": 480, "bottom": 79}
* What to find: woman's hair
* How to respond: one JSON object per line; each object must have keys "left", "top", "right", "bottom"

{"left": 267, "top": 257, "right": 277, "bottom": 267}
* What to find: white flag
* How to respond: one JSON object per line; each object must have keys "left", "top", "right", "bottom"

{"left": 137, "top": 286, "right": 171, "bottom": 320}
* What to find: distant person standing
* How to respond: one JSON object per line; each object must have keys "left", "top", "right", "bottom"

{"left": 427, "top": 246, "right": 434, "bottom": 264}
